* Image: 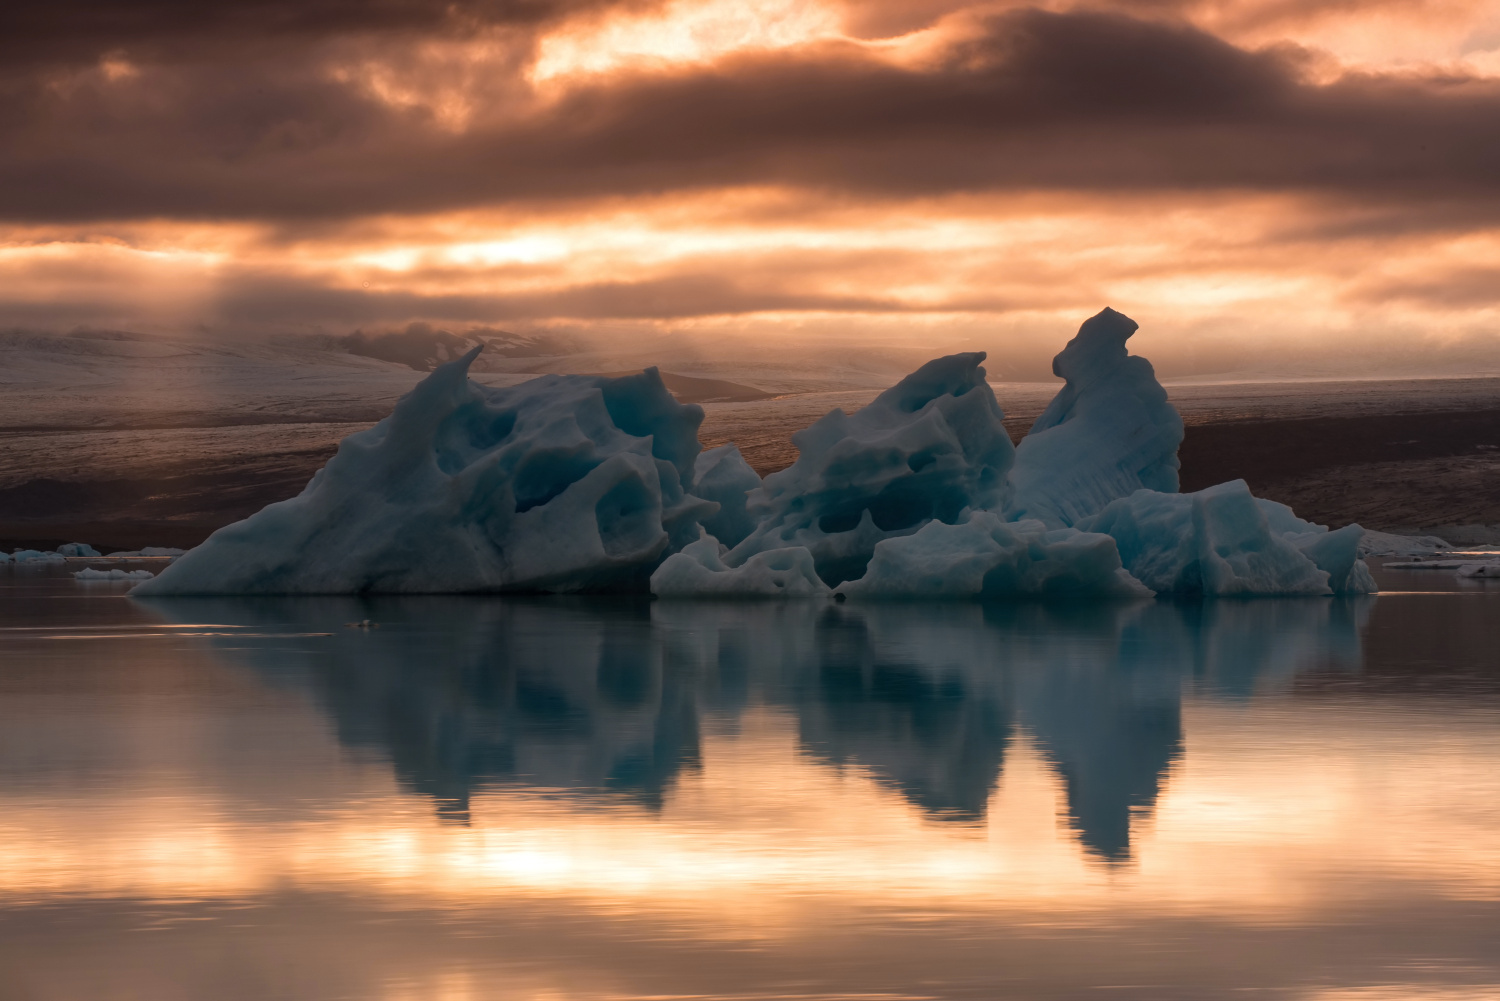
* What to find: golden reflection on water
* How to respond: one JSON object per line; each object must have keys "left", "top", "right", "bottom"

{"left": 2, "top": 694, "right": 1498, "bottom": 919}
{"left": 3, "top": 574, "right": 1500, "bottom": 999}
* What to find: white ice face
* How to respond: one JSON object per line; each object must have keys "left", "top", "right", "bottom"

{"left": 135, "top": 310, "right": 1375, "bottom": 598}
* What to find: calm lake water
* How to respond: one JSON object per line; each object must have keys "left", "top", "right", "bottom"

{"left": 2, "top": 562, "right": 1498, "bottom": 1000}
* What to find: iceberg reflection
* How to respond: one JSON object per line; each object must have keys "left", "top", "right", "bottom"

{"left": 147, "top": 595, "right": 1370, "bottom": 859}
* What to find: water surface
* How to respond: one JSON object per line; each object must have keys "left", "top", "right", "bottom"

{"left": 2, "top": 562, "right": 1498, "bottom": 1000}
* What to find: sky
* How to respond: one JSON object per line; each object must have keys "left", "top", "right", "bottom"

{"left": 3, "top": 0, "right": 1500, "bottom": 378}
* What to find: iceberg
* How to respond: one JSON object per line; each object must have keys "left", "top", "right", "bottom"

{"left": 134, "top": 307, "right": 1376, "bottom": 599}
{"left": 1079, "top": 480, "right": 1374, "bottom": 596}
{"left": 12, "top": 549, "right": 66, "bottom": 563}
{"left": 136, "top": 348, "right": 716, "bottom": 595}
{"left": 725, "top": 352, "right": 1015, "bottom": 585}
{"left": 1006, "top": 308, "right": 1183, "bottom": 528}
{"left": 57, "top": 542, "right": 101, "bottom": 557}
{"left": 75, "top": 567, "right": 155, "bottom": 581}
{"left": 1358, "top": 530, "right": 1448, "bottom": 557}
{"left": 833, "top": 512, "right": 1151, "bottom": 599}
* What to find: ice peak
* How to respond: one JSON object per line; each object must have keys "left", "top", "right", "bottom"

{"left": 871, "top": 350, "right": 989, "bottom": 416}
{"left": 1053, "top": 307, "right": 1137, "bottom": 383}
{"left": 1006, "top": 308, "right": 1182, "bottom": 528}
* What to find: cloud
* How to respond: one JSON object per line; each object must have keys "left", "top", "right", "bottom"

{"left": 0, "top": 0, "right": 653, "bottom": 67}
{"left": 0, "top": 0, "right": 1496, "bottom": 369}
{"left": 211, "top": 271, "right": 910, "bottom": 324}
{"left": 0, "top": 8, "right": 1497, "bottom": 225}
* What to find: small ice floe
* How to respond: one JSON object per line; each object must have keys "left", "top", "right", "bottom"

{"left": 12, "top": 550, "right": 66, "bottom": 563}
{"left": 1359, "top": 530, "right": 1450, "bottom": 558}
{"left": 1385, "top": 559, "right": 1500, "bottom": 579}
{"left": 56, "top": 543, "right": 102, "bottom": 557}
{"left": 104, "top": 547, "right": 186, "bottom": 558}
{"left": 343, "top": 619, "right": 379, "bottom": 629}
{"left": 73, "top": 567, "right": 155, "bottom": 581}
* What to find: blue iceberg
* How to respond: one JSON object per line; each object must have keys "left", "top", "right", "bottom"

{"left": 137, "top": 309, "right": 1374, "bottom": 598}
{"left": 1007, "top": 307, "right": 1183, "bottom": 528}
{"left": 725, "top": 352, "right": 1015, "bottom": 586}
{"left": 136, "top": 349, "right": 714, "bottom": 595}
{"left": 1080, "top": 480, "right": 1372, "bottom": 596}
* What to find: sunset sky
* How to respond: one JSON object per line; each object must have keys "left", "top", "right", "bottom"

{"left": 4, "top": 0, "right": 1500, "bottom": 377}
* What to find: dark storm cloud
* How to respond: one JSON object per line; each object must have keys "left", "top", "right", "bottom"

{"left": 0, "top": 7, "right": 1497, "bottom": 224}
{"left": 0, "top": 0, "right": 644, "bottom": 66}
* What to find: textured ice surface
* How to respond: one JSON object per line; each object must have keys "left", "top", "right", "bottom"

{"left": 727, "top": 352, "right": 1014, "bottom": 586}
{"left": 651, "top": 532, "right": 829, "bottom": 597}
{"left": 1080, "top": 480, "right": 1373, "bottom": 596}
{"left": 137, "top": 348, "right": 715, "bottom": 595}
{"left": 834, "top": 512, "right": 1151, "bottom": 598}
{"left": 690, "top": 444, "right": 762, "bottom": 549}
{"left": 1007, "top": 308, "right": 1183, "bottom": 528}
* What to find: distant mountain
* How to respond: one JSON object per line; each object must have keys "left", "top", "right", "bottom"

{"left": 341, "top": 324, "right": 576, "bottom": 372}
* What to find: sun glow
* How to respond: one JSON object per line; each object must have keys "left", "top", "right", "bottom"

{"left": 530, "top": 0, "right": 846, "bottom": 81}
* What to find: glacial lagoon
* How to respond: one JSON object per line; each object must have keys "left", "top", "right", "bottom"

{"left": 1, "top": 561, "right": 1498, "bottom": 1000}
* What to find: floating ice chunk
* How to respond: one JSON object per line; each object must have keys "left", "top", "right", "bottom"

{"left": 12, "top": 549, "right": 65, "bottom": 563}
{"left": 141, "top": 546, "right": 186, "bottom": 558}
{"left": 0, "top": 551, "right": 8, "bottom": 563}
{"left": 1007, "top": 308, "right": 1184, "bottom": 528}
{"left": 1080, "top": 480, "right": 1373, "bottom": 595}
{"left": 727, "top": 352, "right": 1014, "bottom": 585}
{"left": 834, "top": 512, "right": 1152, "bottom": 599}
{"left": 136, "top": 349, "right": 716, "bottom": 595}
{"left": 57, "top": 542, "right": 101, "bottom": 557}
{"left": 1358, "top": 530, "right": 1450, "bottom": 557}
{"left": 691, "top": 444, "right": 762, "bottom": 549}
{"left": 74, "top": 567, "right": 154, "bottom": 581}
{"left": 651, "top": 532, "right": 829, "bottom": 597}
{"left": 1390, "top": 560, "right": 1500, "bottom": 576}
